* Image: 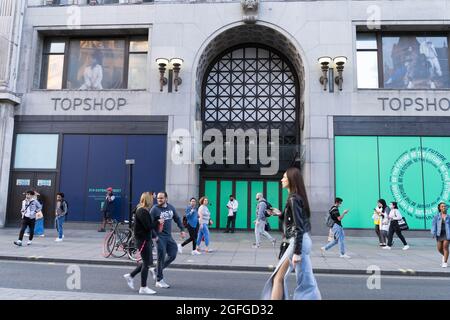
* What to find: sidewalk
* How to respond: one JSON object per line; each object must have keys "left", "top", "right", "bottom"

{"left": 0, "top": 227, "right": 448, "bottom": 277}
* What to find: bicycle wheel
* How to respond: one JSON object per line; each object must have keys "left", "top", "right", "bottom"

{"left": 126, "top": 238, "right": 142, "bottom": 262}
{"left": 110, "top": 229, "right": 129, "bottom": 258}
{"left": 103, "top": 232, "right": 115, "bottom": 258}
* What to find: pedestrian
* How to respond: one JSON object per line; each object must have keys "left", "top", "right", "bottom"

{"left": 14, "top": 190, "right": 42, "bottom": 246}
{"left": 149, "top": 192, "right": 186, "bottom": 288}
{"left": 431, "top": 202, "right": 450, "bottom": 268}
{"left": 98, "top": 187, "right": 115, "bottom": 232}
{"left": 261, "top": 167, "right": 321, "bottom": 300}
{"left": 253, "top": 193, "right": 276, "bottom": 249}
{"left": 55, "top": 192, "right": 68, "bottom": 242}
{"left": 224, "top": 195, "right": 238, "bottom": 233}
{"left": 195, "top": 197, "right": 213, "bottom": 253}
{"left": 376, "top": 199, "right": 390, "bottom": 246}
{"left": 180, "top": 197, "right": 201, "bottom": 255}
{"left": 123, "top": 192, "right": 159, "bottom": 295}
{"left": 383, "top": 201, "right": 409, "bottom": 250}
{"left": 320, "top": 197, "right": 351, "bottom": 258}
{"left": 32, "top": 191, "right": 45, "bottom": 237}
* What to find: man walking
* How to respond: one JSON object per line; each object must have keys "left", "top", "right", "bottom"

{"left": 224, "top": 195, "right": 238, "bottom": 233}
{"left": 150, "top": 192, "right": 186, "bottom": 288}
{"left": 55, "top": 192, "right": 68, "bottom": 242}
{"left": 321, "top": 197, "right": 351, "bottom": 258}
{"left": 253, "top": 193, "right": 276, "bottom": 248}
{"left": 14, "top": 190, "right": 42, "bottom": 246}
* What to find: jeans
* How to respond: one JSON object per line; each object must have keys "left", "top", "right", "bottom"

{"left": 56, "top": 216, "right": 65, "bottom": 239}
{"left": 323, "top": 223, "right": 346, "bottom": 255}
{"left": 130, "top": 239, "right": 153, "bottom": 287}
{"left": 182, "top": 224, "right": 199, "bottom": 250}
{"left": 156, "top": 236, "right": 178, "bottom": 282}
{"left": 197, "top": 223, "right": 210, "bottom": 247}
{"left": 19, "top": 217, "right": 36, "bottom": 241}
{"left": 255, "top": 220, "right": 274, "bottom": 246}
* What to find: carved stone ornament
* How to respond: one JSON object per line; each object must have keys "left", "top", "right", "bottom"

{"left": 241, "top": 0, "right": 259, "bottom": 24}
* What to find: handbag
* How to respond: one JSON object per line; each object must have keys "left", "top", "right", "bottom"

{"left": 397, "top": 217, "right": 409, "bottom": 231}
{"left": 278, "top": 239, "right": 289, "bottom": 260}
{"left": 35, "top": 211, "right": 44, "bottom": 220}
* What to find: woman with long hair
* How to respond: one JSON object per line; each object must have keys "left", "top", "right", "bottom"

{"left": 195, "top": 197, "right": 213, "bottom": 254}
{"left": 180, "top": 197, "right": 201, "bottom": 255}
{"left": 376, "top": 199, "right": 390, "bottom": 246}
{"left": 262, "top": 167, "right": 321, "bottom": 300}
{"left": 431, "top": 202, "right": 450, "bottom": 268}
{"left": 383, "top": 201, "right": 409, "bottom": 250}
{"left": 123, "top": 192, "right": 160, "bottom": 294}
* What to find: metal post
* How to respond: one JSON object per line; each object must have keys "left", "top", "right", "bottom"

{"left": 126, "top": 159, "right": 135, "bottom": 227}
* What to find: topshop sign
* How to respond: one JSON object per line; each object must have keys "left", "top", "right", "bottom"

{"left": 379, "top": 97, "right": 450, "bottom": 112}
{"left": 52, "top": 98, "right": 127, "bottom": 111}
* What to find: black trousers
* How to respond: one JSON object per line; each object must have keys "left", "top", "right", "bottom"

{"left": 387, "top": 221, "right": 407, "bottom": 247}
{"left": 130, "top": 239, "right": 153, "bottom": 288}
{"left": 374, "top": 224, "right": 383, "bottom": 243}
{"left": 19, "top": 217, "right": 36, "bottom": 241}
{"left": 226, "top": 214, "right": 236, "bottom": 232}
{"left": 181, "top": 224, "right": 199, "bottom": 250}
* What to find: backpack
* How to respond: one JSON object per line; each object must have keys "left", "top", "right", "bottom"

{"left": 61, "top": 200, "right": 69, "bottom": 217}
{"left": 325, "top": 206, "right": 336, "bottom": 228}
{"left": 262, "top": 200, "right": 273, "bottom": 218}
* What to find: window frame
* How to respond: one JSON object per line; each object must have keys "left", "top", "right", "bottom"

{"left": 357, "top": 30, "right": 450, "bottom": 90}
{"left": 41, "top": 35, "right": 148, "bottom": 90}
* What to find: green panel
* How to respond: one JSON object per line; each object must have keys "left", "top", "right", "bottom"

{"left": 219, "top": 181, "right": 233, "bottom": 228}
{"left": 266, "top": 181, "right": 281, "bottom": 229}
{"left": 204, "top": 180, "right": 217, "bottom": 228}
{"left": 420, "top": 137, "right": 450, "bottom": 229}
{"left": 235, "top": 181, "right": 248, "bottom": 229}
{"left": 379, "top": 137, "right": 424, "bottom": 230}
{"left": 335, "top": 136, "right": 380, "bottom": 229}
{"left": 250, "top": 181, "right": 264, "bottom": 223}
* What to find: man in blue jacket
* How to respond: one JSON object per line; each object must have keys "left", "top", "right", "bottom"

{"left": 150, "top": 192, "right": 186, "bottom": 288}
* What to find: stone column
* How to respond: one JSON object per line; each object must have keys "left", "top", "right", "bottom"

{"left": 0, "top": 102, "right": 15, "bottom": 227}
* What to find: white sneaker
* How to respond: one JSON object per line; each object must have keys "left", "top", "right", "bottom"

{"left": 340, "top": 254, "right": 351, "bottom": 259}
{"left": 320, "top": 247, "right": 326, "bottom": 257}
{"left": 55, "top": 238, "right": 63, "bottom": 242}
{"left": 402, "top": 245, "right": 410, "bottom": 251}
{"left": 177, "top": 243, "right": 183, "bottom": 254}
{"left": 155, "top": 279, "right": 170, "bottom": 288}
{"left": 149, "top": 267, "right": 156, "bottom": 281}
{"left": 123, "top": 274, "right": 134, "bottom": 290}
{"left": 252, "top": 243, "right": 259, "bottom": 249}
{"left": 442, "top": 262, "right": 448, "bottom": 268}
{"left": 139, "top": 287, "right": 156, "bottom": 295}
{"left": 27, "top": 241, "right": 32, "bottom": 246}
{"left": 191, "top": 250, "right": 201, "bottom": 255}
{"left": 14, "top": 240, "right": 22, "bottom": 246}
{"left": 24, "top": 233, "right": 29, "bottom": 237}
{"left": 39, "top": 234, "right": 45, "bottom": 237}
{"left": 382, "top": 246, "right": 391, "bottom": 250}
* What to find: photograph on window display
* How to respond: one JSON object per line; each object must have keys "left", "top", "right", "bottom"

{"left": 383, "top": 36, "right": 449, "bottom": 89}
{"left": 67, "top": 40, "right": 125, "bottom": 90}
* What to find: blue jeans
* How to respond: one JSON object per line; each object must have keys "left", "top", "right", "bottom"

{"left": 56, "top": 216, "right": 65, "bottom": 239}
{"left": 156, "top": 236, "right": 178, "bottom": 282}
{"left": 34, "top": 218, "right": 44, "bottom": 235}
{"left": 324, "top": 223, "right": 346, "bottom": 255}
{"left": 196, "top": 223, "right": 210, "bottom": 247}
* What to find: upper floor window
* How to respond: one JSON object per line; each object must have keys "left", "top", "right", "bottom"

{"left": 41, "top": 37, "right": 148, "bottom": 90}
{"left": 357, "top": 32, "right": 449, "bottom": 89}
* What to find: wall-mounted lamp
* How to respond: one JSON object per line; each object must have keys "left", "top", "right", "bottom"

{"left": 170, "top": 58, "right": 184, "bottom": 92}
{"left": 333, "top": 56, "right": 347, "bottom": 91}
{"left": 156, "top": 58, "right": 169, "bottom": 92}
{"left": 318, "top": 56, "right": 332, "bottom": 91}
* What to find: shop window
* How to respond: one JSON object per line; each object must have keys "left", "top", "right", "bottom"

{"left": 14, "top": 134, "right": 59, "bottom": 169}
{"left": 356, "top": 32, "right": 450, "bottom": 89}
{"left": 40, "top": 37, "right": 148, "bottom": 90}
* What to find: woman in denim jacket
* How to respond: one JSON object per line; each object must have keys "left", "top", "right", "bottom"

{"left": 431, "top": 202, "right": 450, "bottom": 268}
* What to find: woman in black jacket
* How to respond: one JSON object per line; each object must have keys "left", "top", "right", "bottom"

{"left": 262, "top": 167, "right": 321, "bottom": 300}
{"left": 123, "top": 192, "right": 160, "bottom": 295}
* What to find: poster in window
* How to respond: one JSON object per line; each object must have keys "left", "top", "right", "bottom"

{"left": 67, "top": 40, "right": 125, "bottom": 90}
{"left": 383, "top": 36, "right": 449, "bottom": 89}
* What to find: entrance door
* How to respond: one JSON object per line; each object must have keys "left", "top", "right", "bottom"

{"left": 201, "top": 178, "right": 288, "bottom": 230}
{"left": 8, "top": 172, "right": 57, "bottom": 227}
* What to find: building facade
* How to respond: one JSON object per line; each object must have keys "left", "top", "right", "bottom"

{"left": 1, "top": 0, "right": 450, "bottom": 234}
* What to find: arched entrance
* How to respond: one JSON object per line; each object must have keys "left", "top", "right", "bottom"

{"left": 197, "top": 25, "right": 305, "bottom": 231}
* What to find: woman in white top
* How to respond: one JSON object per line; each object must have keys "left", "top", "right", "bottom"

{"left": 383, "top": 201, "right": 409, "bottom": 250}
{"left": 195, "top": 197, "right": 213, "bottom": 254}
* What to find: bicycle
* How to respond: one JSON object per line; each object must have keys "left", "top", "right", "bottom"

{"left": 102, "top": 219, "right": 133, "bottom": 258}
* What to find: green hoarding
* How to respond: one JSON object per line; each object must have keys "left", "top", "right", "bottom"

{"left": 335, "top": 136, "right": 450, "bottom": 230}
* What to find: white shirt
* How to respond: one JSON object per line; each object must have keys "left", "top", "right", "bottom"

{"left": 389, "top": 209, "right": 402, "bottom": 221}
{"left": 227, "top": 200, "right": 238, "bottom": 217}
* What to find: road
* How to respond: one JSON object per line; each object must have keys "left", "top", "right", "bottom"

{"left": 1, "top": 260, "right": 449, "bottom": 299}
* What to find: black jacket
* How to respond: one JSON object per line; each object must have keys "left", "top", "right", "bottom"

{"left": 134, "top": 207, "right": 157, "bottom": 241}
{"left": 280, "top": 194, "right": 311, "bottom": 255}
